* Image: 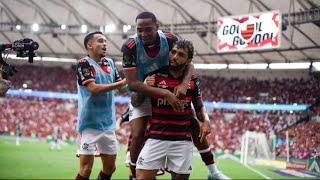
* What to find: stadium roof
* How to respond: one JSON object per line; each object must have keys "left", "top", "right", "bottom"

{"left": 0, "top": 0, "right": 319, "bottom": 64}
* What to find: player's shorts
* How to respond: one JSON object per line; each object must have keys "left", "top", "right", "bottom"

{"left": 136, "top": 138, "right": 193, "bottom": 174}
{"left": 77, "top": 128, "right": 117, "bottom": 156}
{"left": 129, "top": 97, "right": 151, "bottom": 121}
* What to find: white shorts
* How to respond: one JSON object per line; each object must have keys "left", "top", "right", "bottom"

{"left": 129, "top": 97, "right": 151, "bottom": 121}
{"left": 136, "top": 139, "right": 193, "bottom": 174}
{"left": 77, "top": 128, "right": 118, "bottom": 156}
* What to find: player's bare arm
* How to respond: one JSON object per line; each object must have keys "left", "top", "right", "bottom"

{"left": 174, "top": 63, "right": 195, "bottom": 98}
{"left": 123, "top": 68, "right": 183, "bottom": 112}
{"left": 86, "top": 78, "right": 126, "bottom": 94}
{"left": 193, "top": 96, "right": 211, "bottom": 143}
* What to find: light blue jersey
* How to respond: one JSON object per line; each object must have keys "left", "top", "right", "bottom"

{"left": 134, "top": 30, "right": 169, "bottom": 81}
{"left": 76, "top": 57, "right": 119, "bottom": 132}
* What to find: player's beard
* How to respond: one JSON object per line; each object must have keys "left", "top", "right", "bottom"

{"left": 169, "top": 62, "right": 187, "bottom": 72}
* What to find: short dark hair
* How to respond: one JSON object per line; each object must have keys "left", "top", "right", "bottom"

{"left": 135, "top": 11, "right": 157, "bottom": 23}
{"left": 174, "top": 39, "right": 194, "bottom": 59}
{"left": 83, "top": 31, "right": 104, "bottom": 50}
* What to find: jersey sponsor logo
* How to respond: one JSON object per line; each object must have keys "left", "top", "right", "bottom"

{"left": 158, "top": 80, "right": 167, "bottom": 88}
{"left": 157, "top": 97, "right": 189, "bottom": 109}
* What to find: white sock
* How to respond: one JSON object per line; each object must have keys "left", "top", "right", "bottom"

{"left": 207, "top": 164, "right": 219, "bottom": 174}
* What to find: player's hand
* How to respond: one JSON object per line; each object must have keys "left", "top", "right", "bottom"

{"left": 145, "top": 74, "right": 156, "bottom": 86}
{"left": 119, "top": 78, "right": 127, "bottom": 87}
{"left": 199, "top": 120, "right": 211, "bottom": 143}
{"left": 166, "top": 90, "right": 184, "bottom": 112}
{"left": 174, "top": 82, "right": 188, "bottom": 99}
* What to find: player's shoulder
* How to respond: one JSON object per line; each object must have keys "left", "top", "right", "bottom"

{"left": 77, "top": 56, "right": 90, "bottom": 66}
{"left": 162, "top": 31, "right": 176, "bottom": 40}
{"left": 191, "top": 74, "right": 200, "bottom": 81}
{"left": 122, "top": 38, "right": 136, "bottom": 50}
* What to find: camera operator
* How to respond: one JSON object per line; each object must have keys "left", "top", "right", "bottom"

{"left": 0, "top": 38, "right": 38, "bottom": 96}
{"left": 0, "top": 65, "right": 11, "bottom": 96}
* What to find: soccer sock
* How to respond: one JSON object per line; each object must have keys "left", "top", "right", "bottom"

{"left": 199, "top": 148, "right": 215, "bottom": 166}
{"left": 76, "top": 173, "right": 89, "bottom": 180}
{"left": 97, "top": 171, "right": 112, "bottom": 180}
{"left": 207, "top": 164, "right": 219, "bottom": 175}
{"left": 129, "top": 162, "right": 136, "bottom": 178}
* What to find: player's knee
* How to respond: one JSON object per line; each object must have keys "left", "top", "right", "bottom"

{"left": 103, "top": 164, "right": 116, "bottom": 175}
{"left": 80, "top": 165, "right": 92, "bottom": 176}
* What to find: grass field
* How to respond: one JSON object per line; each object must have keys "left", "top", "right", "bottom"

{"left": 0, "top": 136, "right": 312, "bottom": 179}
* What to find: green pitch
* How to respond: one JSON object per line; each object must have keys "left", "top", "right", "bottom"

{"left": 0, "top": 136, "right": 307, "bottom": 179}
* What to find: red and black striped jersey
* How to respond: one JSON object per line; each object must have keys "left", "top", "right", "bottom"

{"left": 148, "top": 66, "right": 201, "bottom": 141}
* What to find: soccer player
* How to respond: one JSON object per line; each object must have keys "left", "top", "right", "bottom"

{"left": 122, "top": 11, "right": 227, "bottom": 179}
{"left": 15, "top": 120, "right": 23, "bottom": 146}
{"left": 135, "top": 39, "right": 210, "bottom": 179}
{"left": 122, "top": 11, "right": 192, "bottom": 179}
{"left": 75, "top": 31, "right": 126, "bottom": 180}
{"left": 50, "top": 125, "right": 62, "bottom": 150}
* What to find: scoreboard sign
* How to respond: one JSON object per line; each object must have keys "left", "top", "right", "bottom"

{"left": 217, "top": 10, "right": 281, "bottom": 53}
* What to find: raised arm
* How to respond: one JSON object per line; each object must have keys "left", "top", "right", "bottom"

{"left": 76, "top": 58, "right": 126, "bottom": 94}
{"left": 174, "top": 63, "right": 195, "bottom": 98}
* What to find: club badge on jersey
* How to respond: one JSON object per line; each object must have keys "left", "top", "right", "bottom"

{"left": 100, "top": 60, "right": 111, "bottom": 74}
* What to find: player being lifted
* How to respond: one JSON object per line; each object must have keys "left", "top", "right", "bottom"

{"left": 122, "top": 11, "right": 229, "bottom": 179}
{"left": 136, "top": 39, "right": 210, "bottom": 179}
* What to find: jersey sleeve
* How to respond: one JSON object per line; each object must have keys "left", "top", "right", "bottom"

{"left": 193, "top": 77, "right": 202, "bottom": 97}
{"left": 121, "top": 38, "right": 137, "bottom": 71}
{"left": 76, "top": 58, "right": 95, "bottom": 86}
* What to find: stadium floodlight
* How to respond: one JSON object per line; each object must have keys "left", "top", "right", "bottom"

{"left": 194, "top": 64, "right": 227, "bottom": 69}
{"left": 41, "top": 57, "right": 76, "bottom": 63}
{"left": 31, "top": 23, "right": 39, "bottom": 32}
{"left": 60, "top": 24, "right": 67, "bottom": 30}
{"left": 312, "top": 62, "right": 320, "bottom": 71}
{"left": 81, "top": 24, "right": 87, "bottom": 33}
{"left": 123, "top": 25, "right": 131, "bottom": 33}
{"left": 15, "top": 25, "right": 21, "bottom": 30}
{"left": 229, "top": 63, "right": 268, "bottom": 69}
{"left": 105, "top": 24, "right": 115, "bottom": 33}
{"left": 269, "top": 62, "right": 311, "bottom": 69}
{"left": 99, "top": 26, "right": 104, "bottom": 32}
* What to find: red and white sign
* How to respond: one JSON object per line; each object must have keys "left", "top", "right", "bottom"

{"left": 217, "top": 10, "right": 281, "bottom": 53}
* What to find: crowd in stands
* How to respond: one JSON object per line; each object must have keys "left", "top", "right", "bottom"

{"left": 10, "top": 65, "right": 319, "bottom": 104}
{"left": 208, "top": 109, "right": 320, "bottom": 158}
{"left": 1, "top": 65, "right": 319, "bottom": 159}
{"left": 0, "top": 97, "right": 127, "bottom": 141}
